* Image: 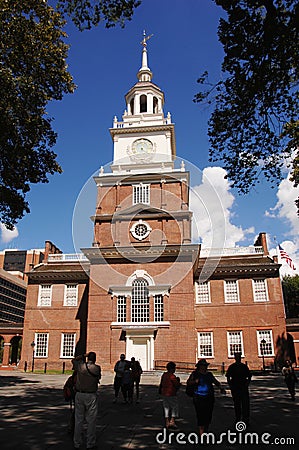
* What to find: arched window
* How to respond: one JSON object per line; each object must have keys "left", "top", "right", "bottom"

{"left": 130, "top": 98, "right": 134, "bottom": 115}
{"left": 131, "top": 278, "right": 149, "bottom": 322}
{"left": 153, "top": 96, "right": 158, "bottom": 113}
{"left": 140, "top": 95, "right": 147, "bottom": 113}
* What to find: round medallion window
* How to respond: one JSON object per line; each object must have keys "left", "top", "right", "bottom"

{"left": 130, "top": 220, "right": 152, "bottom": 241}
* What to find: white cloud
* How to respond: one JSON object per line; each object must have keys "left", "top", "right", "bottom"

{"left": 190, "top": 167, "right": 255, "bottom": 248}
{"left": 267, "top": 176, "right": 299, "bottom": 238}
{"left": 266, "top": 172, "right": 299, "bottom": 276}
{"left": 0, "top": 223, "right": 19, "bottom": 244}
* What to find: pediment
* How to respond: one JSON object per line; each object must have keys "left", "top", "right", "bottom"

{"left": 113, "top": 203, "right": 171, "bottom": 219}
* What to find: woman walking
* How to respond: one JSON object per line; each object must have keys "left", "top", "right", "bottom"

{"left": 187, "top": 359, "right": 225, "bottom": 437}
{"left": 159, "top": 361, "right": 181, "bottom": 429}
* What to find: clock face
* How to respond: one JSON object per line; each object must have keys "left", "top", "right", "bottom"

{"left": 128, "top": 138, "right": 155, "bottom": 162}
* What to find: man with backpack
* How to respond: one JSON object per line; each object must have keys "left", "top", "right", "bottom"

{"left": 72, "top": 352, "right": 101, "bottom": 449}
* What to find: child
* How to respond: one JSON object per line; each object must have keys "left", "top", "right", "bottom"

{"left": 159, "top": 361, "right": 181, "bottom": 429}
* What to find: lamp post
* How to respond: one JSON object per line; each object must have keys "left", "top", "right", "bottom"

{"left": 261, "top": 338, "right": 266, "bottom": 371}
{"left": 31, "top": 341, "right": 35, "bottom": 373}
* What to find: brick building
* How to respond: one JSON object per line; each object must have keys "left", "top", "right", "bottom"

{"left": 0, "top": 248, "right": 45, "bottom": 367}
{"left": 21, "top": 39, "right": 288, "bottom": 372}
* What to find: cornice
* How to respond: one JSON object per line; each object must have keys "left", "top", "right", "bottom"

{"left": 196, "top": 259, "right": 280, "bottom": 279}
{"left": 91, "top": 209, "right": 192, "bottom": 222}
{"left": 82, "top": 244, "right": 200, "bottom": 264}
{"left": 94, "top": 170, "right": 190, "bottom": 186}
{"left": 28, "top": 267, "right": 90, "bottom": 284}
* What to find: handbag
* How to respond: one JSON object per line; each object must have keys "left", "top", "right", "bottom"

{"left": 185, "top": 383, "right": 195, "bottom": 397}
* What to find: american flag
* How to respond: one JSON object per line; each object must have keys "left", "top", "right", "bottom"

{"left": 279, "top": 244, "right": 296, "bottom": 271}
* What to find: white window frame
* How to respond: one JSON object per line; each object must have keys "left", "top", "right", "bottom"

{"left": 133, "top": 183, "right": 150, "bottom": 205}
{"left": 131, "top": 278, "right": 149, "bottom": 322}
{"left": 195, "top": 281, "right": 211, "bottom": 304}
{"left": 257, "top": 330, "right": 274, "bottom": 357}
{"left": 198, "top": 332, "right": 214, "bottom": 358}
{"left": 61, "top": 333, "right": 76, "bottom": 358}
{"left": 64, "top": 284, "right": 78, "bottom": 306}
{"left": 38, "top": 285, "right": 52, "bottom": 307}
{"left": 35, "top": 332, "right": 49, "bottom": 358}
{"left": 227, "top": 331, "right": 244, "bottom": 358}
{"left": 252, "top": 279, "right": 269, "bottom": 302}
{"left": 117, "top": 296, "right": 127, "bottom": 322}
{"left": 224, "top": 280, "right": 240, "bottom": 303}
{"left": 154, "top": 294, "right": 164, "bottom": 322}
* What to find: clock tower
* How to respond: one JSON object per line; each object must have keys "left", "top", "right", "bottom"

{"left": 83, "top": 35, "right": 199, "bottom": 370}
{"left": 110, "top": 32, "right": 175, "bottom": 172}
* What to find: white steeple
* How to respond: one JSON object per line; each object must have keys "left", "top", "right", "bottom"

{"left": 137, "top": 31, "right": 153, "bottom": 82}
{"left": 109, "top": 33, "right": 176, "bottom": 173}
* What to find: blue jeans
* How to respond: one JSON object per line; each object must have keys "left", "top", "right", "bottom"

{"left": 74, "top": 392, "right": 98, "bottom": 448}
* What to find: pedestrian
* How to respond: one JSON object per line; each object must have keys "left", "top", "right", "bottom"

{"left": 158, "top": 361, "right": 181, "bottom": 430}
{"left": 282, "top": 360, "right": 298, "bottom": 401}
{"left": 187, "top": 359, "right": 225, "bottom": 437}
{"left": 121, "top": 362, "right": 134, "bottom": 403}
{"left": 226, "top": 352, "right": 251, "bottom": 425}
{"left": 72, "top": 352, "right": 101, "bottom": 450}
{"left": 130, "top": 357, "right": 143, "bottom": 403}
{"left": 113, "top": 353, "right": 128, "bottom": 403}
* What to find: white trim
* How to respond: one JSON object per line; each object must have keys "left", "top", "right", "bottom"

{"left": 252, "top": 278, "right": 269, "bottom": 302}
{"left": 132, "top": 183, "right": 150, "bottom": 205}
{"left": 197, "top": 331, "right": 214, "bottom": 358}
{"left": 195, "top": 281, "right": 211, "bottom": 304}
{"left": 130, "top": 219, "right": 152, "bottom": 241}
{"left": 224, "top": 280, "right": 240, "bottom": 303}
{"left": 111, "top": 321, "right": 170, "bottom": 329}
{"left": 257, "top": 330, "right": 274, "bottom": 357}
{"left": 34, "top": 332, "right": 49, "bottom": 358}
{"left": 60, "top": 332, "right": 76, "bottom": 358}
{"left": 109, "top": 285, "right": 171, "bottom": 298}
{"left": 126, "top": 270, "right": 155, "bottom": 286}
{"left": 63, "top": 284, "right": 78, "bottom": 306}
{"left": 38, "top": 285, "right": 52, "bottom": 307}
{"left": 227, "top": 331, "right": 244, "bottom": 358}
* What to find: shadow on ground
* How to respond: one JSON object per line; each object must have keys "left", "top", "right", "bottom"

{"left": 0, "top": 374, "right": 297, "bottom": 449}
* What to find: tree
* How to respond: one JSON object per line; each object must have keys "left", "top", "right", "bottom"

{"left": 282, "top": 274, "right": 299, "bottom": 317}
{"left": 57, "top": 0, "right": 141, "bottom": 31}
{"left": 194, "top": 0, "right": 299, "bottom": 211}
{"left": 0, "top": 0, "right": 140, "bottom": 229}
{"left": 0, "top": 0, "right": 75, "bottom": 228}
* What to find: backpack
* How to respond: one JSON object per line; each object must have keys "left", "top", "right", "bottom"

{"left": 63, "top": 373, "right": 77, "bottom": 402}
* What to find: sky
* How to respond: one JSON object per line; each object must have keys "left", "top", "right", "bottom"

{"left": 1, "top": 0, "right": 298, "bottom": 276}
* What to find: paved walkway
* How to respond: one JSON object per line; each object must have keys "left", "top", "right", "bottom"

{"left": 0, "top": 370, "right": 298, "bottom": 449}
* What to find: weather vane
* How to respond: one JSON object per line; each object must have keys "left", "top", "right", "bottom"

{"left": 141, "top": 30, "right": 153, "bottom": 47}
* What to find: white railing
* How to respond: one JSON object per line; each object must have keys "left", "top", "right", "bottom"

{"left": 48, "top": 253, "right": 88, "bottom": 262}
{"left": 113, "top": 118, "right": 169, "bottom": 128}
{"left": 200, "top": 246, "right": 264, "bottom": 257}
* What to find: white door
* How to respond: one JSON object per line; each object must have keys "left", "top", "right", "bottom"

{"left": 127, "top": 337, "right": 148, "bottom": 371}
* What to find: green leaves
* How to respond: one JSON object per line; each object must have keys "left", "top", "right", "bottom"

{"left": 0, "top": 0, "right": 141, "bottom": 228}
{"left": 57, "top": 0, "right": 141, "bottom": 31}
{"left": 282, "top": 274, "right": 299, "bottom": 317}
{"left": 0, "top": 0, "right": 75, "bottom": 228}
{"left": 196, "top": 0, "right": 299, "bottom": 210}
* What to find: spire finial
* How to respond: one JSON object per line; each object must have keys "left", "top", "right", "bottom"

{"left": 138, "top": 30, "right": 153, "bottom": 82}
{"left": 141, "top": 30, "right": 153, "bottom": 48}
